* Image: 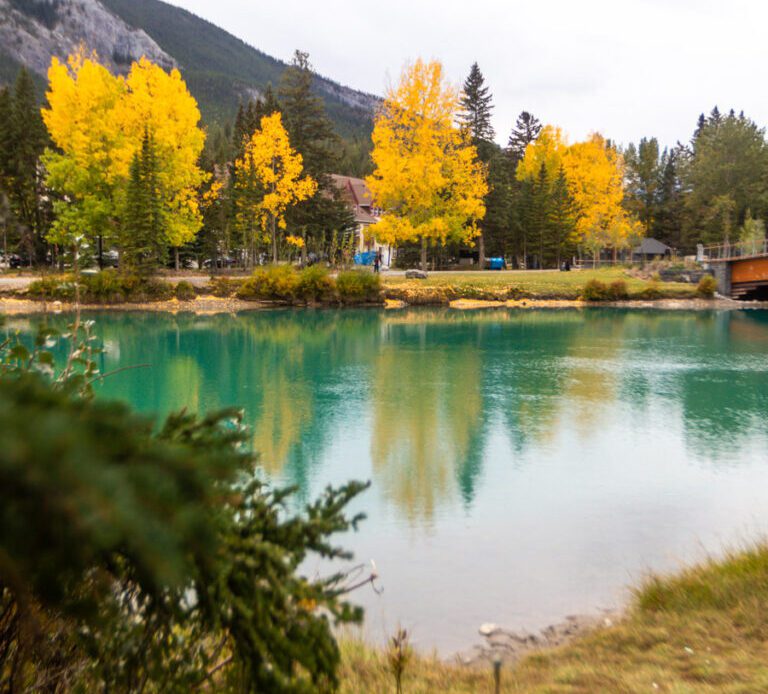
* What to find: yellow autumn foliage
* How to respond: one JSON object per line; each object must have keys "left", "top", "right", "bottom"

{"left": 366, "top": 60, "right": 487, "bottom": 266}
{"left": 516, "top": 125, "right": 568, "bottom": 182}
{"left": 234, "top": 112, "right": 316, "bottom": 261}
{"left": 42, "top": 49, "right": 207, "bottom": 248}
{"left": 518, "top": 126, "right": 640, "bottom": 258}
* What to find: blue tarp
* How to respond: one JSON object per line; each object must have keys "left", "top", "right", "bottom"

{"left": 354, "top": 251, "right": 377, "bottom": 266}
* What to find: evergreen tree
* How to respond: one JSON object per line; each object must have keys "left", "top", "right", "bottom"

{"left": 530, "top": 162, "right": 552, "bottom": 267}
{"left": 0, "top": 87, "right": 12, "bottom": 185}
{"left": 507, "top": 111, "right": 542, "bottom": 163}
{"left": 254, "top": 83, "right": 281, "bottom": 122}
{"left": 547, "top": 166, "right": 577, "bottom": 266}
{"left": 623, "top": 137, "right": 662, "bottom": 233}
{"left": 481, "top": 150, "right": 513, "bottom": 258}
{"left": 279, "top": 50, "right": 354, "bottom": 260}
{"left": 122, "top": 129, "right": 166, "bottom": 275}
{"left": 682, "top": 108, "right": 768, "bottom": 245}
{"left": 459, "top": 62, "right": 497, "bottom": 267}
{"left": 653, "top": 147, "right": 686, "bottom": 249}
{"left": 459, "top": 62, "right": 495, "bottom": 157}
{"left": 8, "top": 69, "right": 48, "bottom": 262}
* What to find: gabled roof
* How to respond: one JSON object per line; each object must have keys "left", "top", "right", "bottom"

{"left": 634, "top": 238, "right": 672, "bottom": 255}
{"left": 330, "top": 174, "right": 373, "bottom": 208}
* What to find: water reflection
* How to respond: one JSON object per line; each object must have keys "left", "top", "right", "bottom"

{"left": 8, "top": 308, "right": 768, "bottom": 520}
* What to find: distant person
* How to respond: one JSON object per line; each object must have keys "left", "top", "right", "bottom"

{"left": 373, "top": 250, "right": 381, "bottom": 274}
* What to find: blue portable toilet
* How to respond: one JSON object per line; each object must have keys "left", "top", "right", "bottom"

{"left": 488, "top": 257, "right": 505, "bottom": 270}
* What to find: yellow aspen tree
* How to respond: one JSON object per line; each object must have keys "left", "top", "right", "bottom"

{"left": 42, "top": 50, "right": 125, "bottom": 255}
{"left": 42, "top": 50, "right": 207, "bottom": 266}
{"left": 366, "top": 59, "right": 488, "bottom": 271}
{"left": 234, "top": 112, "right": 316, "bottom": 264}
{"left": 562, "top": 133, "right": 637, "bottom": 264}
{"left": 515, "top": 125, "right": 568, "bottom": 182}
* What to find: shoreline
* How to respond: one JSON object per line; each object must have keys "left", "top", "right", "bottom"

{"left": 0, "top": 295, "right": 762, "bottom": 315}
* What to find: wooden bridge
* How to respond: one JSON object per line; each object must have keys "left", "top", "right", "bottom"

{"left": 705, "top": 240, "right": 768, "bottom": 299}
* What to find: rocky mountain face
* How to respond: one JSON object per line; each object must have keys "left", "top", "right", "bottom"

{"left": 0, "top": 0, "right": 174, "bottom": 76}
{"left": 0, "top": 0, "right": 377, "bottom": 137}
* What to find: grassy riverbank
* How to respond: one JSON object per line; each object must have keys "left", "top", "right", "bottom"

{"left": 383, "top": 268, "right": 698, "bottom": 303}
{"left": 340, "top": 544, "right": 768, "bottom": 692}
{"left": 0, "top": 267, "right": 701, "bottom": 308}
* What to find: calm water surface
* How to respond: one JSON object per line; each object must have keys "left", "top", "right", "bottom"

{"left": 11, "top": 308, "right": 768, "bottom": 652}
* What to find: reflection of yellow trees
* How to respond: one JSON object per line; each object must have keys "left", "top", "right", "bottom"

{"left": 370, "top": 343, "right": 482, "bottom": 522}
{"left": 251, "top": 366, "right": 312, "bottom": 474}
{"left": 160, "top": 356, "right": 202, "bottom": 413}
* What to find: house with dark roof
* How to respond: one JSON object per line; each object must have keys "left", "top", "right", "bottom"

{"left": 331, "top": 174, "right": 393, "bottom": 265}
{"left": 633, "top": 238, "right": 673, "bottom": 262}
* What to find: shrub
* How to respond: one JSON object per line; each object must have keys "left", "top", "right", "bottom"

{"left": 336, "top": 270, "right": 382, "bottom": 304}
{"left": 237, "top": 265, "right": 300, "bottom": 302}
{"left": 27, "top": 275, "right": 75, "bottom": 301}
{"left": 637, "top": 280, "right": 663, "bottom": 300}
{"left": 607, "top": 279, "right": 629, "bottom": 301}
{"left": 696, "top": 274, "right": 718, "bottom": 299}
{"left": 80, "top": 269, "right": 128, "bottom": 303}
{"left": 26, "top": 272, "right": 177, "bottom": 304}
{"left": 297, "top": 265, "right": 334, "bottom": 303}
{"left": 175, "top": 280, "right": 197, "bottom": 301}
{"left": 581, "top": 279, "right": 609, "bottom": 301}
{"left": 206, "top": 276, "right": 242, "bottom": 298}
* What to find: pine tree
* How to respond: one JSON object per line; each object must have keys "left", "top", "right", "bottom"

{"left": 255, "top": 83, "right": 281, "bottom": 122}
{"left": 0, "top": 87, "right": 12, "bottom": 188}
{"left": 507, "top": 111, "right": 542, "bottom": 163}
{"left": 459, "top": 62, "right": 495, "bottom": 157}
{"left": 9, "top": 69, "right": 48, "bottom": 261}
{"left": 481, "top": 150, "right": 512, "bottom": 258}
{"left": 531, "top": 162, "right": 552, "bottom": 268}
{"left": 459, "top": 62, "right": 497, "bottom": 268}
{"left": 653, "top": 148, "right": 685, "bottom": 249}
{"left": 623, "top": 137, "right": 662, "bottom": 233}
{"left": 547, "top": 166, "right": 577, "bottom": 266}
{"left": 123, "top": 129, "right": 166, "bottom": 275}
{"left": 279, "top": 50, "right": 353, "bottom": 260}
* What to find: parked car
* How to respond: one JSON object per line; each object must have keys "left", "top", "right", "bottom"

{"left": 203, "top": 256, "right": 237, "bottom": 269}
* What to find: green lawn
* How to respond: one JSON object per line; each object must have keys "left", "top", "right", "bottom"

{"left": 340, "top": 544, "right": 768, "bottom": 692}
{"left": 383, "top": 267, "right": 698, "bottom": 301}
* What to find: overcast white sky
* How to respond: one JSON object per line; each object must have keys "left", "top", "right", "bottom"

{"left": 167, "top": 0, "right": 766, "bottom": 149}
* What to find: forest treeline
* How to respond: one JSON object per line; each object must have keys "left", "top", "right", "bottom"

{"left": 1, "top": 54, "right": 767, "bottom": 273}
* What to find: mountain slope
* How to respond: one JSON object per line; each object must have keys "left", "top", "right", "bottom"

{"left": 0, "top": 0, "right": 377, "bottom": 137}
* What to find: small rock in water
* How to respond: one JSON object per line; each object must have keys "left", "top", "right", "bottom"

{"left": 479, "top": 623, "right": 500, "bottom": 637}
{"left": 405, "top": 269, "right": 428, "bottom": 280}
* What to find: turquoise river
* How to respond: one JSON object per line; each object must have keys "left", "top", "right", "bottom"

{"left": 8, "top": 307, "right": 768, "bottom": 653}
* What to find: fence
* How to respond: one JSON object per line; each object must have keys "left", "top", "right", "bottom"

{"left": 704, "top": 239, "right": 768, "bottom": 261}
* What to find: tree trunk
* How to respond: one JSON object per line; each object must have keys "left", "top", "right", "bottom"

{"left": 301, "top": 229, "right": 308, "bottom": 265}
{"left": 478, "top": 233, "right": 485, "bottom": 270}
{"left": 420, "top": 237, "right": 427, "bottom": 272}
{"left": 174, "top": 247, "right": 180, "bottom": 271}
{"left": 271, "top": 215, "right": 278, "bottom": 265}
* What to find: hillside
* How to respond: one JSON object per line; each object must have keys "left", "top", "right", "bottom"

{"left": 0, "top": 0, "right": 377, "bottom": 137}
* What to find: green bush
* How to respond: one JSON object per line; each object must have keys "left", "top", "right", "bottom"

{"left": 80, "top": 269, "right": 128, "bottom": 303}
{"left": 237, "top": 265, "right": 300, "bottom": 302}
{"left": 175, "top": 280, "right": 197, "bottom": 301}
{"left": 26, "top": 272, "right": 175, "bottom": 304}
{"left": 206, "top": 276, "right": 242, "bottom": 298}
{"left": 637, "top": 280, "right": 663, "bottom": 300}
{"left": 696, "top": 274, "right": 718, "bottom": 299}
{"left": 581, "top": 279, "right": 609, "bottom": 301}
{"left": 336, "top": 270, "right": 382, "bottom": 304}
{"left": 297, "top": 265, "right": 334, "bottom": 303}
{"left": 27, "top": 275, "right": 75, "bottom": 301}
{"left": 607, "top": 279, "right": 629, "bottom": 301}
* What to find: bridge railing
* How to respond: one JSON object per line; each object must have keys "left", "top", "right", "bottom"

{"left": 704, "top": 238, "right": 768, "bottom": 261}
